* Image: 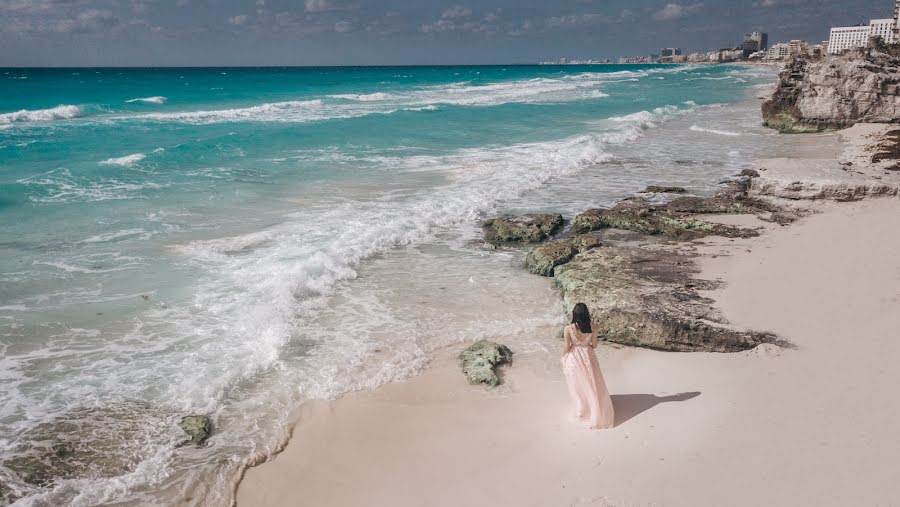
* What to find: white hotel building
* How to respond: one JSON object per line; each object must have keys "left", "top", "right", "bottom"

{"left": 828, "top": 18, "right": 896, "bottom": 54}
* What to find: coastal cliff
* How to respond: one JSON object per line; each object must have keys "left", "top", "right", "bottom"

{"left": 762, "top": 50, "right": 900, "bottom": 132}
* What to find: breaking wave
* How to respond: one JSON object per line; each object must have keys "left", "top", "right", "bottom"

{"left": 99, "top": 153, "right": 146, "bottom": 166}
{"left": 125, "top": 96, "right": 167, "bottom": 104}
{"left": 0, "top": 105, "right": 81, "bottom": 124}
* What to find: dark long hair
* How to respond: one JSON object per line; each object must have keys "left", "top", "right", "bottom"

{"left": 571, "top": 303, "right": 592, "bottom": 334}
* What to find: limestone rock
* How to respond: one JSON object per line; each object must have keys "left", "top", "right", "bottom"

{"left": 459, "top": 340, "right": 513, "bottom": 386}
{"left": 179, "top": 415, "right": 212, "bottom": 446}
{"left": 482, "top": 213, "right": 563, "bottom": 245}
{"left": 762, "top": 50, "right": 900, "bottom": 133}
{"left": 525, "top": 239, "right": 577, "bottom": 276}
{"left": 571, "top": 199, "right": 758, "bottom": 239}
{"left": 2, "top": 403, "right": 180, "bottom": 491}
{"left": 553, "top": 245, "right": 786, "bottom": 352}
{"left": 642, "top": 185, "right": 687, "bottom": 194}
{"left": 571, "top": 234, "right": 602, "bottom": 252}
{"left": 747, "top": 343, "right": 784, "bottom": 357}
{"left": 665, "top": 194, "right": 776, "bottom": 215}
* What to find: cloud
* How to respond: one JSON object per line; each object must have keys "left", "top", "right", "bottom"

{"left": 505, "top": 19, "right": 533, "bottom": 36}
{"left": 441, "top": 5, "right": 472, "bottom": 19}
{"left": 304, "top": 0, "right": 328, "bottom": 12}
{"left": 54, "top": 8, "right": 119, "bottom": 33}
{"left": 365, "top": 11, "right": 404, "bottom": 34}
{"left": 420, "top": 5, "right": 497, "bottom": 33}
{"left": 228, "top": 14, "right": 248, "bottom": 25}
{"left": 131, "top": 0, "right": 148, "bottom": 15}
{"left": 545, "top": 13, "right": 611, "bottom": 28}
{"left": 420, "top": 19, "right": 453, "bottom": 33}
{"left": 1, "top": 0, "right": 76, "bottom": 13}
{"left": 334, "top": 20, "right": 354, "bottom": 32}
{"left": 753, "top": 0, "right": 778, "bottom": 6}
{"left": 653, "top": 3, "right": 703, "bottom": 21}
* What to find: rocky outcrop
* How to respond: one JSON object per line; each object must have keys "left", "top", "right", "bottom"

{"left": 525, "top": 234, "right": 602, "bottom": 277}
{"left": 571, "top": 198, "right": 760, "bottom": 239}
{"left": 752, "top": 156, "right": 900, "bottom": 200}
{"left": 1, "top": 403, "right": 184, "bottom": 496}
{"left": 525, "top": 240, "right": 576, "bottom": 276}
{"left": 642, "top": 185, "right": 687, "bottom": 194}
{"left": 482, "top": 213, "right": 563, "bottom": 245}
{"left": 459, "top": 340, "right": 513, "bottom": 386}
{"left": 553, "top": 245, "right": 785, "bottom": 352}
{"left": 179, "top": 415, "right": 212, "bottom": 446}
{"left": 570, "top": 233, "right": 602, "bottom": 252}
{"left": 762, "top": 50, "right": 900, "bottom": 133}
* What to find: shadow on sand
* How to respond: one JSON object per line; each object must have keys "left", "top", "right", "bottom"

{"left": 612, "top": 392, "right": 701, "bottom": 427}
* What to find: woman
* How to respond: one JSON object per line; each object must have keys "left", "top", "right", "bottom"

{"left": 561, "top": 303, "right": 615, "bottom": 429}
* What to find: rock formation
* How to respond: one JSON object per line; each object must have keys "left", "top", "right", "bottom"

{"left": 525, "top": 239, "right": 576, "bottom": 276}
{"left": 571, "top": 198, "right": 760, "bottom": 239}
{"left": 475, "top": 174, "right": 794, "bottom": 353}
{"left": 481, "top": 213, "right": 563, "bottom": 245}
{"left": 762, "top": 50, "right": 900, "bottom": 133}
{"left": 459, "top": 340, "right": 513, "bottom": 386}
{"left": 642, "top": 185, "right": 687, "bottom": 194}
{"left": 1, "top": 403, "right": 182, "bottom": 499}
{"left": 179, "top": 415, "right": 212, "bottom": 446}
{"left": 525, "top": 234, "right": 602, "bottom": 277}
{"left": 554, "top": 244, "right": 785, "bottom": 352}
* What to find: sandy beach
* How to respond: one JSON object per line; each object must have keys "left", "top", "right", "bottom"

{"left": 234, "top": 122, "right": 900, "bottom": 507}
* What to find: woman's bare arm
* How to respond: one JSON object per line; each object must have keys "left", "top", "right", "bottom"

{"left": 562, "top": 326, "right": 572, "bottom": 356}
{"left": 590, "top": 329, "right": 598, "bottom": 349}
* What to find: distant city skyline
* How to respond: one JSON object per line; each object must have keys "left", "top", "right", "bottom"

{"left": 1, "top": 0, "right": 896, "bottom": 66}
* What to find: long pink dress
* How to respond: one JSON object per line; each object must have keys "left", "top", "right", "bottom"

{"left": 561, "top": 323, "right": 615, "bottom": 429}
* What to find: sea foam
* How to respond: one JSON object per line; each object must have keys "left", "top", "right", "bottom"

{"left": 690, "top": 125, "right": 742, "bottom": 137}
{"left": 125, "top": 96, "right": 167, "bottom": 104}
{"left": 117, "top": 70, "right": 689, "bottom": 125}
{"left": 100, "top": 153, "right": 146, "bottom": 166}
{"left": 0, "top": 105, "right": 81, "bottom": 124}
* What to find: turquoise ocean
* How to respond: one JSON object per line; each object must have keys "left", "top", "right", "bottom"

{"left": 0, "top": 64, "right": 776, "bottom": 505}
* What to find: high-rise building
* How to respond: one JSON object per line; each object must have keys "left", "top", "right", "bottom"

{"left": 828, "top": 24, "right": 876, "bottom": 53}
{"left": 766, "top": 43, "right": 791, "bottom": 60}
{"left": 894, "top": 0, "right": 900, "bottom": 41}
{"left": 828, "top": 18, "right": 896, "bottom": 54}
{"left": 743, "top": 31, "right": 769, "bottom": 52}
{"left": 658, "top": 48, "right": 683, "bottom": 63}
{"left": 870, "top": 18, "right": 896, "bottom": 43}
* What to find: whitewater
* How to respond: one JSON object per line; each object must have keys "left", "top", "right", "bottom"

{"left": 0, "top": 64, "right": 776, "bottom": 506}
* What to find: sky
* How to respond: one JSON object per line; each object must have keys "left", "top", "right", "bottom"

{"left": 0, "top": 0, "right": 895, "bottom": 66}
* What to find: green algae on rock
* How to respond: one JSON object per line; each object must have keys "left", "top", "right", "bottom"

{"left": 481, "top": 214, "right": 563, "bottom": 245}
{"left": 179, "top": 415, "right": 212, "bottom": 446}
{"left": 570, "top": 233, "right": 602, "bottom": 252}
{"left": 571, "top": 201, "right": 758, "bottom": 240}
{"left": 525, "top": 239, "right": 577, "bottom": 276}
{"left": 553, "top": 244, "right": 786, "bottom": 352}
{"left": 459, "top": 340, "right": 513, "bottom": 386}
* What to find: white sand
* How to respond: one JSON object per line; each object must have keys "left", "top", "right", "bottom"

{"left": 753, "top": 125, "right": 900, "bottom": 199}
{"left": 236, "top": 131, "right": 900, "bottom": 506}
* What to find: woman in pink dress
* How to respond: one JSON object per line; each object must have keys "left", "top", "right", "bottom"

{"left": 561, "top": 303, "right": 615, "bottom": 429}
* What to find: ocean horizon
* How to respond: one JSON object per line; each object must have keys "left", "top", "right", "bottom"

{"left": 1, "top": 63, "right": 777, "bottom": 506}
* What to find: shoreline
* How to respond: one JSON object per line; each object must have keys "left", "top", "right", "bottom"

{"left": 235, "top": 123, "right": 900, "bottom": 506}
